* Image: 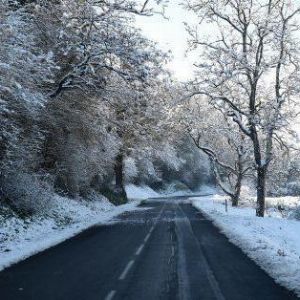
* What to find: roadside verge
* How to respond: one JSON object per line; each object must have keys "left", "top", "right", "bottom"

{"left": 190, "top": 196, "right": 300, "bottom": 298}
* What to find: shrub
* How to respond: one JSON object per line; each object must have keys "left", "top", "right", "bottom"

{"left": 0, "top": 171, "right": 52, "bottom": 218}
{"left": 290, "top": 206, "right": 300, "bottom": 221}
{"left": 99, "top": 187, "right": 127, "bottom": 206}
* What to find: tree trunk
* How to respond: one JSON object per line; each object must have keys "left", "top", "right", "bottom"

{"left": 114, "top": 152, "right": 124, "bottom": 194}
{"left": 256, "top": 166, "right": 266, "bottom": 217}
{"left": 232, "top": 154, "right": 243, "bottom": 207}
{"left": 232, "top": 176, "right": 242, "bottom": 207}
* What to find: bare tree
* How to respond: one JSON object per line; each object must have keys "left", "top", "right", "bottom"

{"left": 174, "top": 98, "right": 253, "bottom": 206}
{"left": 184, "top": 0, "right": 300, "bottom": 216}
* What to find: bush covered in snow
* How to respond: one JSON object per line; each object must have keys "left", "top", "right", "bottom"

{"left": 289, "top": 206, "right": 300, "bottom": 221}
{"left": 0, "top": 172, "right": 52, "bottom": 217}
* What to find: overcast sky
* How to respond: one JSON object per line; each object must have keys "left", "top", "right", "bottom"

{"left": 135, "top": 1, "right": 198, "bottom": 81}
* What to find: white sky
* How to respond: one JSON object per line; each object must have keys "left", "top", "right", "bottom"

{"left": 135, "top": 1, "right": 198, "bottom": 81}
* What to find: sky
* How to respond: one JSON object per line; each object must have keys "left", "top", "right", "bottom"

{"left": 135, "top": 1, "right": 198, "bottom": 81}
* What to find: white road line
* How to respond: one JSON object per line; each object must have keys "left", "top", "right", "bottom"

{"left": 104, "top": 290, "right": 116, "bottom": 300}
{"left": 135, "top": 243, "right": 145, "bottom": 256}
{"left": 171, "top": 245, "right": 175, "bottom": 256}
{"left": 144, "top": 232, "right": 151, "bottom": 242}
{"left": 119, "top": 260, "right": 135, "bottom": 280}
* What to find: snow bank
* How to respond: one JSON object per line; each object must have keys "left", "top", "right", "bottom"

{"left": 191, "top": 195, "right": 300, "bottom": 296}
{"left": 0, "top": 194, "right": 140, "bottom": 272}
{"left": 159, "top": 181, "right": 193, "bottom": 197}
{"left": 125, "top": 184, "right": 160, "bottom": 200}
{"left": 160, "top": 184, "right": 216, "bottom": 197}
{"left": 194, "top": 185, "right": 216, "bottom": 195}
{"left": 125, "top": 183, "right": 216, "bottom": 200}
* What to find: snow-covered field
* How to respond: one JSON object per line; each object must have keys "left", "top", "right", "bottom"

{"left": 0, "top": 194, "right": 141, "bottom": 272}
{"left": 191, "top": 195, "right": 300, "bottom": 296}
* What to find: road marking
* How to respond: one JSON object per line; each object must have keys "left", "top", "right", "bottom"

{"left": 135, "top": 243, "right": 145, "bottom": 256}
{"left": 144, "top": 232, "right": 151, "bottom": 242}
{"left": 104, "top": 290, "right": 116, "bottom": 300}
{"left": 117, "top": 203, "right": 165, "bottom": 283}
{"left": 119, "top": 260, "right": 135, "bottom": 280}
{"left": 105, "top": 203, "right": 166, "bottom": 298}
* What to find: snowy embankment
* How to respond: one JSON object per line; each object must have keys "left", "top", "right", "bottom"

{"left": 191, "top": 195, "right": 300, "bottom": 297}
{"left": 1, "top": 183, "right": 183, "bottom": 272}
{"left": 125, "top": 183, "right": 215, "bottom": 200}
{"left": 0, "top": 194, "right": 141, "bottom": 272}
{"left": 125, "top": 184, "right": 160, "bottom": 200}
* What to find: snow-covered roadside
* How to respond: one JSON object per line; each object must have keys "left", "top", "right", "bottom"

{"left": 160, "top": 183, "right": 216, "bottom": 198}
{"left": 1, "top": 182, "right": 203, "bottom": 271}
{"left": 125, "top": 183, "right": 216, "bottom": 200}
{"left": 0, "top": 194, "right": 141, "bottom": 272}
{"left": 191, "top": 195, "right": 300, "bottom": 297}
{"left": 125, "top": 184, "right": 160, "bottom": 200}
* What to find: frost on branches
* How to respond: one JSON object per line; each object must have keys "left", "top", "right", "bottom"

{"left": 184, "top": 0, "right": 300, "bottom": 216}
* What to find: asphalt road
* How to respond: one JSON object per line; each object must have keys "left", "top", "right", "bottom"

{"left": 0, "top": 198, "right": 298, "bottom": 300}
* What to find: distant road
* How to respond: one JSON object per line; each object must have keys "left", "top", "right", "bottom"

{"left": 0, "top": 197, "right": 298, "bottom": 299}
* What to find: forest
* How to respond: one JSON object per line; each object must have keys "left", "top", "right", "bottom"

{"left": 1, "top": 0, "right": 300, "bottom": 218}
{"left": 1, "top": 0, "right": 300, "bottom": 217}
{"left": 0, "top": 0, "right": 213, "bottom": 216}
{"left": 1, "top": 0, "right": 300, "bottom": 297}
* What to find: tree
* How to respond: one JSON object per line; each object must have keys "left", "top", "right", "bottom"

{"left": 173, "top": 97, "right": 253, "bottom": 206}
{"left": 24, "top": 0, "right": 169, "bottom": 199}
{"left": 185, "top": 0, "right": 300, "bottom": 216}
{"left": 0, "top": 1, "right": 55, "bottom": 172}
{"left": 0, "top": 0, "right": 172, "bottom": 208}
{"left": 105, "top": 73, "right": 170, "bottom": 197}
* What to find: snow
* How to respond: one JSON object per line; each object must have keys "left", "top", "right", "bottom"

{"left": 125, "top": 183, "right": 216, "bottom": 200}
{"left": 191, "top": 195, "right": 300, "bottom": 297}
{"left": 125, "top": 184, "right": 160, "bottom": 200}
{"left": 160, "top": 183, "right": 216, "bottom": 197}
{"left": 0, "top": 194, "right": 141, "bottom": 272}
{"left": 0, "top": 183, "right": 214, "bottom": 272}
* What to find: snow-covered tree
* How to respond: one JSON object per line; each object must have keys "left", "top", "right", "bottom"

{"left": 184, "top": 0, "right": 300, "bottom": 216}
{"left": 173, "top": 96, "right": 253, "bottom": 205}
{"left": 0, "top": 0, "right": 172, "bottom": 208}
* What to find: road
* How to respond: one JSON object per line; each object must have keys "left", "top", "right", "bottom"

{"left": 0, "top": 197, "right": 298, "bottom": 300}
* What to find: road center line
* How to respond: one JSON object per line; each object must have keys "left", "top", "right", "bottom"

{"left": 135, "top": 243, "right": 145, "bottom": 256}
{"left": 104, "top": 290, "right": 116, "bottom": 300}
{"left": 119, "top": 260, "right": 135, "bottom": 280}
{"left": 119, "top": 204, "right": 166, "bottom": 282}
{"left": 144, "top": 232, "right": 151, "bottom": 242}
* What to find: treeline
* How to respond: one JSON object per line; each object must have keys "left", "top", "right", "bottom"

{"left": 176, "top": 0, "right": 300, "bottom": 217}
{"left": 0, "top": 0, "right": 210, "bottom": 215}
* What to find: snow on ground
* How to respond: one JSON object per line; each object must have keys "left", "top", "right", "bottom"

{"left": 125, "top": 184, "right": 160, "bottom": 200}
{"left": 126, "top": 183, "right": 216, "bottom": 200}
{"left": 157, "top": 184, "right": 216, "bottom": 199}
{"left": 0, "top": 194, "right": 141, "bottom": 272}
{"left": 0, "top": 183, "right": 213, "bottom": 271}
{"left": 191, "top": 195, "right": 300, "bottom": 296}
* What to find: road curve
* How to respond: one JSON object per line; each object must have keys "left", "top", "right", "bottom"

{"left": 0, "top": 198, "right": 298, "bottom": 300}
